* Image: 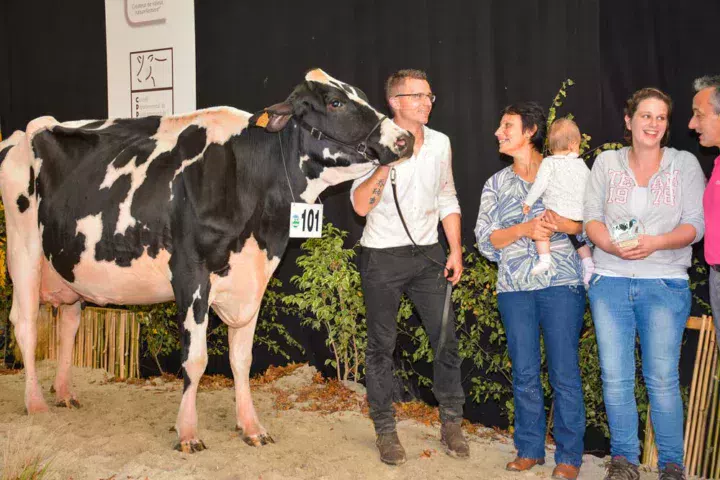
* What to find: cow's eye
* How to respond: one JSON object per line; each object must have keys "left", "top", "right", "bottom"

{"left": 329, "top": 100, "right": 344, "bottom": 109}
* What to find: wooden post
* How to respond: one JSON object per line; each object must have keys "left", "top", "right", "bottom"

{"left": 135, "top": 316, "right": 140, "bottom": 378}
{"left": 686, "top": 316, "right": 709, "bottom": 465}
{"left": 110, "top": 312, "right": 116, "bottom": 377}
{"left": 702, "top": 355, "right": 720, "bottom": 479}
{"left": 93, "top": 310, "right": 98, "bottom": 369}
{"left": 688, "top": 316, "right": 715, "bottom": 474}
{"left": 129, "top": 315, "right": 135, "bottom": 379}
{"left": 695, "top": 333, "right": 717, "bottom": 476}
{"left": 120, "top": 311, "right": 126, "bottom": 379}
{"left": 125, "top": 311, "right": 130, "bottom": 378}
{"left": 101, "top": 310, "right": 107, "bottom": 371}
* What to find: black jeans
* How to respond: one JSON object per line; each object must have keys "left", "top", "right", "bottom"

{"left": 359, "top": 243, "right": 465, "bottom": 434}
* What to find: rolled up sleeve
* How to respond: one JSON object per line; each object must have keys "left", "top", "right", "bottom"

{"left": 474, "top": 176, "right": 502, "bottom": 263}
{"left": 349, "top": 168, "right": 375, "bottom": 210}
{"left": 583, "top": 152, "right": 608, "bottom": 226}
{"left": 438, "top": 140, "right": 462, "bottom": 220}
{"left": 680, "top": 153, "right": 706, "bottom": 243}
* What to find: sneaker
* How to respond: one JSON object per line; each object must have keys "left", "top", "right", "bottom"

{"left": 658, "top": 463, "right": 686, "bottom": 480}
{"left": 440, "top": 422, "right": 469, "bottom": 458}
{"left": 604, "top": 456, "right": 639, "bottom": 480}
{"left": 376, "top": 432, "right": 406, "bottom": 465}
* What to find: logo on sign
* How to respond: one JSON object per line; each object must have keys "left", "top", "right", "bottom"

{"left": 291, "top": 214, "right": 300, "bottom": 229}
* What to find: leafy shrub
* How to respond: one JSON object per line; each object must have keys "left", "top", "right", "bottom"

{"left": 283, "top": 223, "right": 367, "bottom": 382}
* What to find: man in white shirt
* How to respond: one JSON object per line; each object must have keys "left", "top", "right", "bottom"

{"left": 351, "top": 69, "right": 467, "bottom": 465}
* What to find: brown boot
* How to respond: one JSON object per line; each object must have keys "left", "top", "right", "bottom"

{"left": 441, "top": 422, "right": 469, "bottom": 458}
{"left": 552, "top": 463, "right": 580, "bottom": 479}
{"left": 506, "top": 456, "right": 545, "bottom": 471}
{"left": 376, "top": 432, "right": 406, "bottom": 465}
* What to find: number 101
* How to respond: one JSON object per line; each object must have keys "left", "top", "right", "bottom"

{"left": 301, "top": 209, "right": 321, "bottom": 232}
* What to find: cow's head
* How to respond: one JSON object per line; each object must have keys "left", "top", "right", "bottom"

{"left": 250, "top": 69, "right": 413, "bottom": 190}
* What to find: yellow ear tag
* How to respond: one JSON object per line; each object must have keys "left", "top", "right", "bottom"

{"left": 255, "top": 111, "right": 270, "bottom": 128}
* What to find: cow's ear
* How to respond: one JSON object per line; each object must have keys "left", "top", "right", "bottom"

{"left": 290, "top": 81, "right": 324, "bottom": 117}
{"left": 249, "top": 102, "right": 293, "bottom": 132}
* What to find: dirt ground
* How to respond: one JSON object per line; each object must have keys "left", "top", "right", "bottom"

{"left": 0, "top": 361, "right": 657, "bottom": 480}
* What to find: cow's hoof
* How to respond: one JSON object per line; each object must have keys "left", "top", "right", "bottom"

{"left": 55, "top": 398, "right": 81, "bottom": 409}
{"left": 241, "top": 432, "right": 275, "bottom": 447}
{"left": 26, "top": 401, "right": 50, "bottom": 414}
{"left": 26, "top": 394, "right": 50, "bottom": 414}
{"left": 175, "top": 439, "right": 207, "bottom": 453}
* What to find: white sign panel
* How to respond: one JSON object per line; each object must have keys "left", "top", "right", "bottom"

{"left": 105, "top": 0, "right": 196, "bottom": 118}
{"left": 289, "top": 203, "right": 324, "bottom": 238}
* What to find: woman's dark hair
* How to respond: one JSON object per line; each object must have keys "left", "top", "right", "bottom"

{"left": 623, "top": 87, "right": 673, "bottom": 146}
{"left": 500, "top": 102, "right": 547, "bottom": 153}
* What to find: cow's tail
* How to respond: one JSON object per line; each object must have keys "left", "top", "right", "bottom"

{"left": 0, "top": 130, "right": 25, "bottom": 169}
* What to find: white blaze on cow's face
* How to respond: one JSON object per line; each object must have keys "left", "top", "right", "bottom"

{"left": 304, "top": 69, "right": 413, "bottom": 159}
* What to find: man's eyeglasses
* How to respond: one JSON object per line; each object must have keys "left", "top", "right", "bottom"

{"left": 394, "top": 93, "right": 436, "bottom": 103}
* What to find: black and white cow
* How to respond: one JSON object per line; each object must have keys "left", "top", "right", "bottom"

{"left": 0, "top": 69, "right": 412, "bottom": 452}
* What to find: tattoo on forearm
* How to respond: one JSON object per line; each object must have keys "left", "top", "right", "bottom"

{"left": 368, "top": 179, "right": 386, "bottom": 205}
{"left": 367, "top": 178, "right": 386, "bottom": 207}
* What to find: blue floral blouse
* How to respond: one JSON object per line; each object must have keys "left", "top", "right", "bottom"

{"left": 474, "top": 166, "right": 584, "bottom": 293}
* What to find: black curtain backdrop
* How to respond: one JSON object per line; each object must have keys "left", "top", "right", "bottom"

{"left": 1, "top": 0, "right": 719, "bottom": 444}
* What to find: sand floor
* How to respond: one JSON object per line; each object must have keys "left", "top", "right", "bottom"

{"left": 0, "top": 361, "right": 658, "bottom": 479}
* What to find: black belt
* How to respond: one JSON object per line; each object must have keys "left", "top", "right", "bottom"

{"left": 711, "top": 265, "right": 720, "bottom": 272}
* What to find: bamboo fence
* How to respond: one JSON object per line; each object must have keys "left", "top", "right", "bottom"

{"left": 37, "top": 305, "right": 141, "bottom": 379}
{"left": 642, "top": 315, "right": 720, "bottom": 478}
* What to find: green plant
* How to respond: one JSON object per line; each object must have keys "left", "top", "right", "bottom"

{"left": 284, "top": 222, "right": 367, "bottom": 381}
{"left": 545, "top": 78, "right": 623, "bottom": 158}
{"left": 130, "top": 302, "right": 179, "bottom": 375}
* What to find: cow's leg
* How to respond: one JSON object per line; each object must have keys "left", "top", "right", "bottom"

{"left": 8, "top": 263, "right": 46, "bottom": 413}
{"left": 173, "top": 279, "right": 211, "bottom": 453}
{"left": 228, "top": 311, "right": 273, "bottom": 446}
{"left": 52, "top": 302, "right": 82, "bottom": 408}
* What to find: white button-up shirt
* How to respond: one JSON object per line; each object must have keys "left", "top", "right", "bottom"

{"left": 351, "top": 125, "right": 461, "bottom": 248}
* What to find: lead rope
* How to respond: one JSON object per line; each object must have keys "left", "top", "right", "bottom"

{"left": 389, "top": 167, "right": 454, "bottom": 360}
{"left": 278, "top": 133, "right": 296, "bottom": 203}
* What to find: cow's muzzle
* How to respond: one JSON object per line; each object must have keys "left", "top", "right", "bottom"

{"left": 393, "top": 133, "right": 414, "bottom": 159}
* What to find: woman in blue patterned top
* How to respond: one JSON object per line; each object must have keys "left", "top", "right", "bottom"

{"left": 474, "top": 102, "right": 586, "bottom": 480}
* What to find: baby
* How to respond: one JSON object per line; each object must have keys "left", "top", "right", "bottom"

{"left": 521, "top": 118, "right": 594, "bottom": 284}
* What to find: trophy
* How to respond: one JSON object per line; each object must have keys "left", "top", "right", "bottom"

{"left": 609, "top": 218, "right": 642, "bottom": 248}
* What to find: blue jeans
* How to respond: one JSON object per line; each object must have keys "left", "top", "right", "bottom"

{"left": 497, "top": 285, "right": 586, "bottom": 467}
{"left": 588, "top": 275, "right": 689, "bottom": 469}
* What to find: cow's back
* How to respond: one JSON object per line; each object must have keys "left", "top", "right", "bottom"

{"left": 29, "top": 108, "right": 253, "bottom": 287}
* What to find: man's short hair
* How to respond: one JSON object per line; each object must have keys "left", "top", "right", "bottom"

{"left": 694, "top": 75, "right": 720, "bottom": 114}
{"left": 385, "top": 69, "right": 428, "bottom": 100}
{"left": 548, "top": 117, "right": 582, "bottom": 154}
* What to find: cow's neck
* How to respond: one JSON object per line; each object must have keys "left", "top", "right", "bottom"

{"left": 286, "top": 128, "right": 333, "bottom": 205}
{"left": 269, "top": 127, "right": 317, "bottom": 204}
{"left": 292, "top": 127, "right": 376, "bottom": 205}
